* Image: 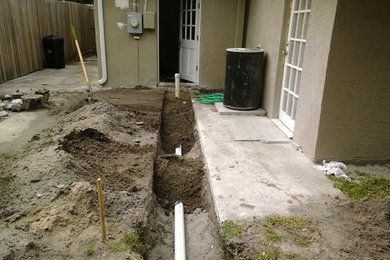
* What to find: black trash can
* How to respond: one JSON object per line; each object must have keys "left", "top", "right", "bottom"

{"left": 223, "top": 48, "right": 264, "bottom": 110}
{"left": 42, "top": 35, "right": 65, "bottom": 69}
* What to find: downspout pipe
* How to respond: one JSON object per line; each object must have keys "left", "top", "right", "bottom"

{"left": 97, "top": 0, "right": 107, "bottom": 85}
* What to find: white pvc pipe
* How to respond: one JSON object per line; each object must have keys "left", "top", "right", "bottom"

{"left": 175, "top": 145, "right": 182, "bottom": 156}
{"left": 174, "top": 202, "right": 186, "bottom": 260}
{"left": 144, "top": 0, "right": 148, "bottom": 12}
{"left": 97, "top": 0, "right": 107, "bottom": 85}
{"left": 175, "top": 73, "right": 180, "bottom": 98}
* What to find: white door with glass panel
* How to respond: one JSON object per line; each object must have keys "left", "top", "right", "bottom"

{"left": 179, "top": 0, "right": 200, "bottom": 83}
{"left": 279, "top": 0, "right": 311, "bottom": 132}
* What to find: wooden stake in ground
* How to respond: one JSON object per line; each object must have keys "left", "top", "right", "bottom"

{"left": 97, "top": 178, "right": 107, "bottom": 243}
{"left": 71, "top": 25, "right": 93, "bottom": 103}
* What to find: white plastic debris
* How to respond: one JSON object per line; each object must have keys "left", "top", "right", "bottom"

{"left": 11, "top": 99, "right": 23, "bottom": 105}
{"left": 314, "top": 160, "right": 351, "bottom": 181}
{"left": 175, "top": 145, "right": 182, "bottom": 156}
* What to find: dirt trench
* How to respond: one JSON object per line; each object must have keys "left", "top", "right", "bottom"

{"left": 0, "top": 88, "right": 224, "bottom": 259}
{"left": 144, "top": 91, "right": 225, "bottom": 259}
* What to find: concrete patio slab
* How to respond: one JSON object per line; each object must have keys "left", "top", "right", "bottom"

{"left": 0, "top": 57, "right": 99, "bottom": 95}
{"left": 193, "top": 102, "right": 344, "bottom": 222}
{"left": 215, "top": 102, "right": 266, "bottom": 116}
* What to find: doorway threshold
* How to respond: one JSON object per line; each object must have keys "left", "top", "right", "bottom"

{"left": 158, "top": 82, "right": 199, "bottom": 88}
{"left": 271, "top": 119, "right": 293, "bottom": 139}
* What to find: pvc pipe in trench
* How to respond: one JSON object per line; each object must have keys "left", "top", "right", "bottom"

{"left": 175, "top": 73, "right": 180, "bottom": 98}
{"left": 174, "top": 202, "right": 186, "bottom": 260}
{"left": 97, "top": 0, "right": 107, "bottom": 85}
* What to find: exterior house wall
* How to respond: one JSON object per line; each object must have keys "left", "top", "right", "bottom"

{"left": 94, "top": 0, "right": 245, "bottom": 88}
{"left": 294, "top": 0, "right": 338, "bottom": 161}
{"left": 94, "top": 0, "right": 158, "bottom": 87}
{"left": 198, "top": 0, "right": 246, "bottom": 89}
{"left": 314, "top": 0, "right": 390, "bottom": 161}
{"left": 244, "top": 0, "right": 289, "bottom": 117}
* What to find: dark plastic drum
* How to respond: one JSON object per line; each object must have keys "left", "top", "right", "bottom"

{"left": 223, "top": 48, "right": 264, "bottom": 110}
{"left": 43, "top": 35, "right": 65, "bottom": 69}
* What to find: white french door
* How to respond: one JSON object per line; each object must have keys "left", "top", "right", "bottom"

{"left": 179, "top": 0, "right": 200, "bottom": 83}
{"left": 279, "top": 0, "right": 311, "bottom": 132}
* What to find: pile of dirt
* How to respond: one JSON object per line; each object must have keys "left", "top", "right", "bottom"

{"left": 154, "top": 155, "right": 204, "bottom": 212}
{"left": 324, "top": 197, "right": 390, "bottom": 259}
{"left": 0, "top": 96, "right": 159, "bottom": 259}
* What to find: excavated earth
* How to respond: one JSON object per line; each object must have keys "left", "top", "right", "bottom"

{"left": 0, "top": 87, "right": 389, "bottom": 260}
{"left": 0, "top": 88, "right": 224, "bottom": 259}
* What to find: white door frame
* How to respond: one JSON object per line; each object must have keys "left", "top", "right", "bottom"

{"left": 179, "top": 0, "right": 200, "bottom": 83}
{"left": 279, "top": 0, "right": 311, "bottom": 132}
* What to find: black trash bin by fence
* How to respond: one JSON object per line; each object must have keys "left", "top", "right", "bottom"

{"left": 42, "top": 35, "right": 65, "bottom": 69}
{"left": 223, "top": 48, "right": 264, "bottom": 110}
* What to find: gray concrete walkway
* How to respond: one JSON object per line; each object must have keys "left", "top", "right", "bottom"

{"left": 0, "top": 57, "right": 99, "bottom": 95}
{"left": 193, "top": 102, "right": 344, "bottom": 222}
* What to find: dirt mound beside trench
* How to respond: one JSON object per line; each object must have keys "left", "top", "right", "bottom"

{"left": 0, "top": 96, "right": 161, "bottom": 259}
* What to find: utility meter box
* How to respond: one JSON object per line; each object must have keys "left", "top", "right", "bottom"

{"left": 127, "top": 12, "right": 143, "bottom": 35}
{"left": 143, "top": 12, "right": 156, "bottom": 29}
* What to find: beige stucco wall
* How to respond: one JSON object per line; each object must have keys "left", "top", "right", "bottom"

{"left": 94, "top": 0, "right": 158, "bottom": 87}
{"left": 198, "top": 0, "right": 246, "bottom": 89}
{"left": 313, "top": 0, "right": 390, "bottom": 161}
{"left": 95, "top": 0, "right": 244, "bottom": 88}
{"left": 293, "top": 0, "right": 338, "bottom": 161}
{"left": 244, "top": 0, "right": 288, "bottom": 117}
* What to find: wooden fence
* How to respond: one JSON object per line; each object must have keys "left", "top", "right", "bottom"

{"left": 0, "top": 0, "right": 96, "bottom": 84}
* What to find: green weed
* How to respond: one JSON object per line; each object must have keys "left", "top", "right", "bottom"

{"left": 110, "top": 230, "right": 143, "bottom": 255}
{"left": 221, "top": 220, "right": 244, "bottom": 242}
{"left": 330, "top": 174, "right": 390, "bottom": 199}
{"left": 264, "top": 216, "right": 314, "bottom": 246}
{"left": 84, "top": 242, "right": 95, "bottom": 256}
{"left": 1, "top": 152, "right": 18, "bottom": 160}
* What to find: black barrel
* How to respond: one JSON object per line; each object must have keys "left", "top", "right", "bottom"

{"left": 42, "top": 35, "right": 65, "bottom": 69}
{"left": 223, "top": 48, "right": 264, "bottom": 110}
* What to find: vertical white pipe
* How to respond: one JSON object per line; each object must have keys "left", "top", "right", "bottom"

{"left": 144, "top": 0, "right": 148, "bottom": 12}
{"left": 97, "top": 0, "right": 107, "bottom": 85}
{"left": 174, "top": 202, "right": 186, "bottom": 260}
{"left": 175, "top": 73, "right": 180, "bottom": 98}
{"left": 175, "top": 145, "right": 182, "bottom": 156}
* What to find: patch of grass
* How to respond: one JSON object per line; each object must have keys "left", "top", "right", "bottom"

{"left": 110, "top": 230, "right": 143, "bottom": 255}
{"left": 122, "top": 231, "right": 143, "bottom": 253}
{"left": 1, "top": 151, "right": 18, "bottom": 160}
{"left": 285, "top": 252, "right": 299, "bottom": 259}
{"left": 264, "top": 216, "right": 314, "bottom": 247}
{"left": 221, "top": 220, "right": 244, "bottom": 242}
{"left": 256, "top": 247, "right": 278, "bottom": 260}
{"left": 264, "top": 228, "right": 283, "bottom": 243}
{"left": 84, "top": 242, "right": 96, "bottom": 256}
{"left": 330, "top": 174, "right": 390, "bottom": 199}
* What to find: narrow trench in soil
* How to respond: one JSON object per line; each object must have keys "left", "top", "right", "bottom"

{"left": 144, "top": 90, "right": 225, "bottom": 259}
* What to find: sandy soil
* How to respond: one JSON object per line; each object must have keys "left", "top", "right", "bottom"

{"left": 225, "top": 193, "right": 390, "bottom": 260}
{"left": 0, "top": 88, "right": 225, "bottom": 260}
{"left": 0, "top": 87, "right": 389, "bottom": 260}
